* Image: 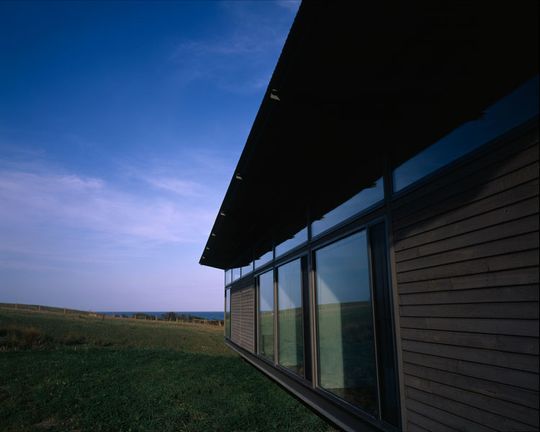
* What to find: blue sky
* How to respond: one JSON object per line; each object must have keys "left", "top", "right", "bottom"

{"left": 0, "top": 0, "right": 299, "bottom": 311}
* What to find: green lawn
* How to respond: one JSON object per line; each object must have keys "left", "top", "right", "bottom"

{"left": 0, "top": 308, "right": 333, "bottom": 432}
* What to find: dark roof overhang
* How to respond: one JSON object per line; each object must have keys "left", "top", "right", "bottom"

{"left": 200, "top": 1, "right": 539, "bottom": 270}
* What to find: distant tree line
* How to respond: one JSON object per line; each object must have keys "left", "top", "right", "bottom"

{"left": 161, "top": 312, "right": 201, "bottom": 322}
{"left": 112, "top": 312, "right": 223, "bottom": 325}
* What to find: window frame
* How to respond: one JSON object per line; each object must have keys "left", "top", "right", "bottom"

{"left": 226, "top": 208, "right": 401, "bottom": 430}
{"left": 257, "top": 268, "right": 275, "bottom": 363}
{"left": 311, "top": 220, "right": 385, "bottom": 421}
{"left": 275, "top": 254, "right": 309, "bottom": 379}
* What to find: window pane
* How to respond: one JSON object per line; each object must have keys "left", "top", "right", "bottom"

{"left": 278, "top": 258, "right": 304, "bottom": 375}
{"left": 394, "top": 75, "right": 539, "bottom": 192}
{"left": 276, "top": 227, "right": 308, "bottom": 258}
{"left": 258, "top": 270, "right": 274, "bottom": 361}
{"left": 312, "top": 177, "right": 384, "bottom": 237}
{"left": 225, "top": 269, "right": 231, "bottom": 286}
{"left": 241, "top": 262, "right": 253, "bottom": 277}
{"left": 225, "top": 289, "right": 231, "bottom": 339}
{"left": 255, "top": 250, "right": 273, "bottom": 269}
{"left": 232, "top": 268, "right": 241, "bottom": 282}
{"left": 315, "top": 230, "right": 378, "bottom": 415}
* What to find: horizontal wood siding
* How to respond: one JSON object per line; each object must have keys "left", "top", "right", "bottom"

{"left": 392, "top": 125, "right": 539, "bottom": 431}
{"left": 230, "top": 285, "right": 255, "bottom": 353}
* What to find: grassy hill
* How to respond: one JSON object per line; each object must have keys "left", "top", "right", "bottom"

{"left": 0, "top": 307, "right": 333, "bottom": 432}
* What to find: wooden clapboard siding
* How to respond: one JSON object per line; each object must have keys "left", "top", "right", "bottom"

{"left": 403, "top": 351, "right": 538, "bottom": 391}
{"left": 403, "top": 362, "right": 539, "bottom": 410}
{"left": 391, "top": 124, "right": 539, "bottom": 431}
{"left": 230, "top": 285, "right": 255, "bottom": 353}
{"left": 399, "top": 317, "right": 538, "bottom": 338}
{"left": 398, "top": 267, "right": 539, "bottom": 295}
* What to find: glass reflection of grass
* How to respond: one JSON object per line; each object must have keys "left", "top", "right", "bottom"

{"left": 259, "top": 310, "right": 274, "bottom": 360}
{"left": 318, "top": 301, "right": 378, "bottom": 415}
{"left": 278, "top": 307, "right": 304, "bottom": 376}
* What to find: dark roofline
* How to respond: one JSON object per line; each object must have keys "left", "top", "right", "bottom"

{"left": 200, "top": 1, "right": 539, "bottom": 269}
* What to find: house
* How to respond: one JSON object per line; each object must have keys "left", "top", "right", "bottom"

{"left": 200, "top": 2, "right": 539, "bottom": 431}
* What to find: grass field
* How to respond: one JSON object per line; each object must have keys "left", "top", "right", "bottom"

{"left": 0, "top": 308, "right": 333, "bottom": 432}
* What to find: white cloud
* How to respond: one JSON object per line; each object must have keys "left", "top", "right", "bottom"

{"left": 0, "top": 167, "right": 214, "bottom": 246}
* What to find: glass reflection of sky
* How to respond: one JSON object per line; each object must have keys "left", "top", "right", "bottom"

{"left": 312, "top": 178, "right": 384, "bottom": 237}
{"left": 255, "top": 250, "right": 273, "bottom": 269}
{"left": 224, "top": 269, "right": 231, "bottom": 285}
{"left": 278, "top": 259, "right": 303, "bottom": 310}
{"left": 232, "top": 267, "right": 241, "bottom": 281}
{"left": 259, "top": 270, "right": 274, "bottom": 312}
{"left": 394, "top": 75, "right": 540, "bottom": 192}
{"left": 275, "top": 227, "right": 308, "bottom": 258}
{"left": 241, "top": 262, "right": 253, "bottom": 276}
{"left": 316, "top": 231, "right": 371, "bottom": 305}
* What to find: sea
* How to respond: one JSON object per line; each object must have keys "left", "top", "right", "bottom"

{"left": 99, "top": 311, "right": 223, "bottom": 320}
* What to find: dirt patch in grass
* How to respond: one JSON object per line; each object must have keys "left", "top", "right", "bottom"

{"left": 0, "top": 326, "right": 100, "bottom": 350}
{"left": 33, "top": 417, "right": 59, "bottom": 430}
{"left": 0, "top": 326, "right": 53, "bottom": 350}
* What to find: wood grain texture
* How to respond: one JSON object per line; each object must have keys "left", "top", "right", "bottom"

{"left": 393, "top": 126, "right": 539, "bottom": 429}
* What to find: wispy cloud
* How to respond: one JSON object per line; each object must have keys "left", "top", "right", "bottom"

{"left": 276, "top": 0, "right": 301, "bottom": 12}
{"left": 168, "top": 1, "right": 299, "bottom": 93}
{"left": 0, "top": 167, "right": 213, "bottom": 246}
{"left": 142, "top": 176, "right": 204, "bottom": 196}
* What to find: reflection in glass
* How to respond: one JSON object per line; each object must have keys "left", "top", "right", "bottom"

{"left": 315, "top": 231, "right": 378, "bottom": 415}
{"left": 232, "top": 268, "right": 241, "bottom": 282}
{"left": 225, "top": 288, "right": 231, "bottom": 339}
{"left": 255, "top": 250, "right": 273, "bottom": 269}
{"left": 278, "top": 259, "right": 304, "bottom": 375}
{"left": 225, "top": 269, "right": 232, "bottom": 286}
{"left": 241, "top": 262, "right": 253, "bottom": 277}
{"left": 258, "top": 270, "right": 274, "bottom": 361}
{"left": 276, "top": 227, "right": 308, "bottom": 258}
{"left": 312, "top": 178, "right": 384, "bottom": 237}
{"left": 394, "top": 75, "right": 540, "bottom": 192}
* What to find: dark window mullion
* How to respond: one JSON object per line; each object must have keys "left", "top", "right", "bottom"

{"left": 366, "top": 226, "right": 383, "bottom": 418}
{"left": 301, "top": 256, "right": 311, "bottom": 381}
{"left": 370, "top": 222, "right": 400, "bottom": 427}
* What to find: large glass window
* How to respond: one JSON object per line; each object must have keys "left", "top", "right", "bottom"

{"left": 258, "top": 270, "right": 274, "bottom": 361}
{"left": 277, "top": 258, "right": 304, "bottom": 375}
{"left": 393, "top": 75, "right": 539, "bottom": 192}
{"left": 315, "top": 230, "right": 378, "bottom": 415}
{"left": 312, "top": 177, "right": 384, "bottom": 237}
{"left": 232, "top": 267, "right": 241, "bottom": 282}
{"left": 225, "top": 288, "right": 231, "bottom": 339}
{"left": 275, "top": 227, "right": 308, "bottom": 258}
{"left": 225, "top": 269, "right": 232, "bottom": 286}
